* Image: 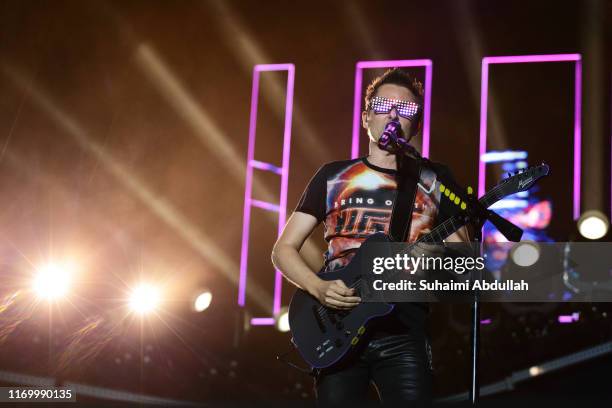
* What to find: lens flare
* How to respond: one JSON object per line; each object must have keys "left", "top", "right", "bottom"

{"left": 33, "top": 262, "right": 74, "bottom": 300}
{"left": 0, "top": 291, "right": 36, "bottom": 345}
{"left": 129, "top": 284, "right": 161, "bottom": 314}
{"left": 56, "top": 315, "right": 126, "bottom": 375}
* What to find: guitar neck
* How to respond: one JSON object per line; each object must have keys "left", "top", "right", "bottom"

{"left": 365, "top": 178, "right": 527, "bottom": 283}
{"left": 372, "top": 194, "right": 486, "bottom": 283}
{"left": 414, "top": 187, "right": 500, "bottom": 245}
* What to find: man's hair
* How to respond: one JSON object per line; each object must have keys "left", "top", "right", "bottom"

{"left": 364, "top": 68, "right": 424, "bottom": 136}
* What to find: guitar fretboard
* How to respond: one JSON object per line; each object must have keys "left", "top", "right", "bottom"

{"left": 379, "top": 181, "right": 508, "bottom": 282}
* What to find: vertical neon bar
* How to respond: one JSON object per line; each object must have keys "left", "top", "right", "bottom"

{"left": 238, "top": 64, "right": 295, "bottom": 323}
{"left": 478, "top": 59, "right": 490, "bottom": 198}
{"left": 351, "top": 67, "right": 364, "bottom": 159}
{"left": 274, "top": 66, "right": 295, "bottom": 316}
{"left": 573, "top": 60, "right": 582, "bottom": 220}
{"left": 478, "top": 54, "right": 582, "bottom": 220}
{"left": 351, "top": 59, "right": 433, "bottom": 159}
{"left": 238, "top": 67, "right": 260, "bottom": 307}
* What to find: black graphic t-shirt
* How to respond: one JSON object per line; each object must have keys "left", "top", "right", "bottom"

{"left": 296, "top": 156, "right": 459, "bottom": 335}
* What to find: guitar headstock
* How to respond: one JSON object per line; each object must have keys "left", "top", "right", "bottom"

{"left": 495, "top": 163, "right": 550, "bottom": 197}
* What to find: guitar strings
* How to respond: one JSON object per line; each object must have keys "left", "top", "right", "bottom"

{"left": 314, "top": 176, "right": 514, "bottom": 316}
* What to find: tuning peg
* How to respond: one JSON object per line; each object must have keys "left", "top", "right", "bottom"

{"left": 467, "top": 186, "right": 473, "bottom": 195}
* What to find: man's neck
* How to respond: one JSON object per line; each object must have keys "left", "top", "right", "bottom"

{"left": 367, "top": 141, "right": 397, "bottom": 170}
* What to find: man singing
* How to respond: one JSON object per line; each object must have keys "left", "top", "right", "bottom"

{"left": 272, "top": 68, "right": 471, "bottom": 406}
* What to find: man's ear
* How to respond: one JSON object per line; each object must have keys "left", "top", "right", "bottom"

{"left": 361, "top": 110, "right": 368, "bottom": 129}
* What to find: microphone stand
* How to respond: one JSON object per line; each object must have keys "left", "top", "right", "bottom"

{"left": 468, "top": 204, "right": 484, "bottom": 406}
{"left": 380, "top": 123, "right": 523, "bottom": 406}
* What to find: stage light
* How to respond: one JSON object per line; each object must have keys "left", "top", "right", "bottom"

{"left": 481, "top": 150, "right": 528, "bottom": 163}
{"left": 528, "top": 365, "right": 545, "bottom": 377}
{"left": 3, "top": 67, "right": 275, "bottom": 315}
{"left": 577, "top": 210, "right": 609, "bottom": 240}
{"left": 33, "top": 262, "right": 74, "bottom": 300}
{"left": 510, "top": 241, "right": 540, "bottom": 267}
{"left": 275, "top": 307, "right": 290, "bottom": 332}
{"left": 194, "top": 291, "right": 213, "bottom": 312}
{"left": 558, "top": 312, "right": 580, "bottom": 323}
{"left": 129, "top": 284, "right": 161, "bottom": 314}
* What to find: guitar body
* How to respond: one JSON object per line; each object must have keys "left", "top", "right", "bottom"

{"left": 288, "top": 232, "right": 394, "bottom": 369}
{"left": 287, "top": 164, "right": 549, "bottom": 370}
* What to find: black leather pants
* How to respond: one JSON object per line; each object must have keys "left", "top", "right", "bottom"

{"left": 314, "top": 333, "right": 433, "bottom": 407}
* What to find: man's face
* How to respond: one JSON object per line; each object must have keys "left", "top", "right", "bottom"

{"left": 361, "top": 83, "right": 418, "bottom": 144}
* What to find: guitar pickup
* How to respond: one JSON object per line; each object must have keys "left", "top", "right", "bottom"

{"left": 312, "top": 306, "right": 327, "bottom": 333}
{"left": 327, "top": 312, "right": 338, "bottom": 325}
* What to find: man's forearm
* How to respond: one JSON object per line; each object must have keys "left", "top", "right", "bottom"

{"left": 272, "top": 244, "right": 322, "bottom": 296}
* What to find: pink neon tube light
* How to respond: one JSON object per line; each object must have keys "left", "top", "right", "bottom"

{"left": 478, "top": 54, "right": 582, "bottom": 219}
{"left": 352, "top": 59, "right": 433, "bottom": 159}
{"left": 239, "top": 64, "right": 295, "bottom": 327}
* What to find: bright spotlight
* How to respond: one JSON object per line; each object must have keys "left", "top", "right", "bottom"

{"left": 275, "top": 307, "right": 290, "bottom": 333}
{"left": 529, "top": 365, "right": 544, "bottom": 377}
{"left": 194, "top": 291, "right": 213, "bottom": 312}
{"left": 510, "top": 241, "right": 540, "bottom": 267}
{"left": 129, "top": 284, "right": 161, "bottom": 314}
{"left": 577, "top": 210, "right": 609, "bottom": 240}
{"left": 33, "top": 262, "right": 74, "bottom": 300}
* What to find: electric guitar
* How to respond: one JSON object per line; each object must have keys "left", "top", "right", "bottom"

{"left": 288, "top": 164, "right": 550, "bottom": 369}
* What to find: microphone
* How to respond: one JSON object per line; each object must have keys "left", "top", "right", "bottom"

{"left": 377, "top": 120, "right": 424, "bottom": 160}
{"left": 377, "top": 120, "right": 402, "bottom": 152}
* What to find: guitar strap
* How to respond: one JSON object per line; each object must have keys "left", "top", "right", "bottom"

{"left": 389, "top": 154, "right": 421, "bottom": 242}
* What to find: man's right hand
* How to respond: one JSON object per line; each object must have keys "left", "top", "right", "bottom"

{"left": 311, "top": 279, "right": 361, "bottom": 310}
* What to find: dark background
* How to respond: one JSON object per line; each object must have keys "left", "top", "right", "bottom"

{"left": 0, "top": 0, "right": 611, "bottom": 405}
